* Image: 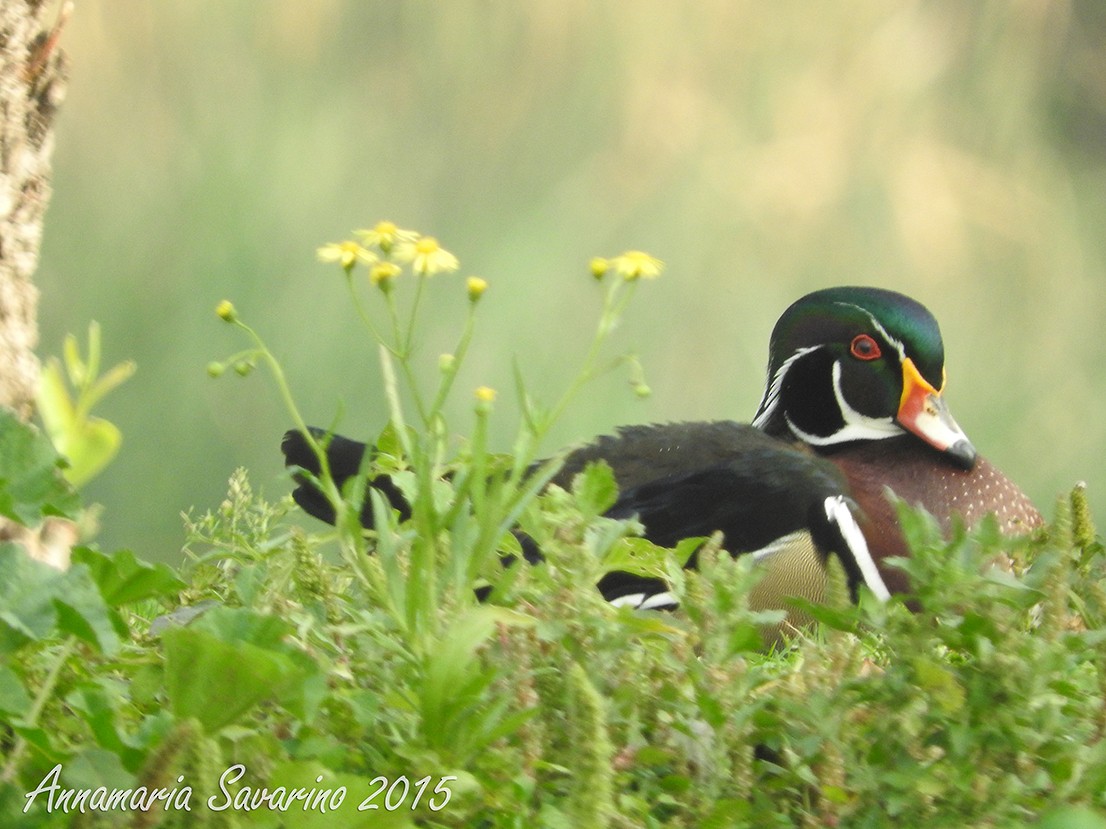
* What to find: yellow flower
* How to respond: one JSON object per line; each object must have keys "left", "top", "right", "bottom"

{"left": 466, "top": 276, "right": 488, "bottom": 301}
{"left": 355, "top": 221, "right": 418, "bottom": 255}
{"left": 474, "top": 386, "right": 497, "bottom": 403}
{"left": 589, "top": 257, "right": 610, "bottom": 280}
{"left": 369, "top": 261, "right": 402, "bottom": 289}
{"left": 610, "top": 250, "right": 663, "bottom": 281}
{"left": 317, "top": 240, "right": 377, "bottom": 271}
{"left": 395, "top": 236, "right": 460, "bottom": 276}
{"left": 215, "top": 300, "right": 237, "bottom": 322}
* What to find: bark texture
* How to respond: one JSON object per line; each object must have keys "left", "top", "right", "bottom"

{"left": 0, "top": 1, "right": 68, "bottom": 419}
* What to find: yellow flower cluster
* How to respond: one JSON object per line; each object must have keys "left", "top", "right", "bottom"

{"left": 355, "top": 221, "right": 418, "bottom": 255}
{"left": 316, "top": 240, "right": 376, "bottom": 270}
{"left": 316, "top": 221, "right": 469, "bottom": 292}
{"left": 589, "top": 251, "right": 664, "bottom": 281}
{"left": 393, "top": 236, "right": 460, "bottom": 277}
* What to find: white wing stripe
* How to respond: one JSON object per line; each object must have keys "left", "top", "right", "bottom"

{"left": 824, "top": 495, "right": 891, "bottom": 601}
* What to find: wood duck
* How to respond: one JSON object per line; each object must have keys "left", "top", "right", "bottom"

{"left": 282, "top": 286, "right": 1042, "bottom": 614}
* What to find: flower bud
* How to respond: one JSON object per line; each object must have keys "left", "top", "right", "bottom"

{"left": 466, "top": 276, "right": 488, "bottom": 302}
{"left": 215, "top": 300, "right": 237, "bottom": 323}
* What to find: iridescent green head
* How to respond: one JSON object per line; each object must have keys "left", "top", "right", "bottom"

{"left": 752, "top": 286, "right": 975, "bottom": 469}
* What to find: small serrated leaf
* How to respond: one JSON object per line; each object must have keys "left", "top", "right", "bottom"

{"left": 572, "top": 459, "right": 619, "bottom": 517}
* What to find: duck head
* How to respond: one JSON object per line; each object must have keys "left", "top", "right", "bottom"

{"left": 752, "top": 286, "right": 976, "bottom": 470}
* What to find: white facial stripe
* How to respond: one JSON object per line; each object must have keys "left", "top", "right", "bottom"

{"left": 833, "top": 301, "right": 908, "bottom": 363}
{"left": 824, "top": 495, "right": 891, "bottom": 601}
{"left": 752, "top": 345, "right": 821, "bottom": 430}
{"left": 830, "top": 360, "right": 903, "bottom": 438}
{"left": 782, "top": 360, "right": 903, "bottom": 445}
{"left": 868, "top": 316, "right": 906, "bottom": 362}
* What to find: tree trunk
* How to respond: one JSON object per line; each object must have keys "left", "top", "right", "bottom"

{"left": 0, "top": 1, "right": 69, "bottom": 419}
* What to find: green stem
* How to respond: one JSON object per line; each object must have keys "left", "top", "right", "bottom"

{"left": 383, "top": 286, "right": 429, "bottom": 426}
{"left": 380, "top": 344, "right": 439, "bottom": 647}
{"left": 402, "top": 274, "right": 427, "bottom": 358}
{"left": 230, "top": 318, "right": 377, "bottom": 586}
{"left": 345, "top": 272, "right": 391, "bottom": 353}
{"left": 428, "top": 303, "right": 478, "bottom": 421}
{"left": 529, "top": 278, "right": 638, "bottom": 454}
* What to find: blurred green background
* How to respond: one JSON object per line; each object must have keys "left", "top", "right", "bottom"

{"left": 37, "top": 1, "right": 1106, "bottom": 563}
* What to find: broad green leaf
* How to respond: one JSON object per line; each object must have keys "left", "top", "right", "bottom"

{"left": 163, "top": 625, "right": 303, "bottom": 733}
{"left": 58, "top": 416, "right": 123, "bottom": 489}
{"left": 191, "top": 605, "right": 292, "bottom": 649}
{"left": 785, "top": 597, "right": 859, "bottom": 632}
{"left": 0, "top": 408, "right": 80, "bottom": 524}
{"left": 71, "top": 546, "right": 184, "bottom": 607}
{"left": 39, "top": 356, "right": 125, "bottom": 487}
{"left": 163, "top": 607, "right": 323, "bottom": 732}
{"left": 0, "top": 545, "right": 119, "bottom": 655}
{"left": 417, "top": 606, "right": 533, "bottom": 754}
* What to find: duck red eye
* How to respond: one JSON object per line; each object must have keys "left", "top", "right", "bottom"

{"left": 850, "top": 334, "right": 882, "bottom": 361}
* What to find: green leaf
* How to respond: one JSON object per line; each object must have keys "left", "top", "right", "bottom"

{"left": 191, "top": 605, "right": 292, "bottom": 649}
{"left": 163, "top": 625, "right": 301, "bottom": 733}
{"left": 63, "top": 747, "right": 135, "bottom": 792}
{"left": 785, "top": 597, "right": 859, "bottom": 632}
{"left": 0, "top": 408, "right": 80, "bottom": 525}
{"left": 66, "top": 681, "right": 143, "bottom": 763}
{"left": 416, "top": 606, "right": 533, "bottom": 758}
{"left": 572, "top": 460, "right": 619, "bottom": 517}
{"left": 602, "top": 536, "right": 685, "bottom": 581}
{"left": 0, "top": 545, "right": 119, "bottom": 655}
{"left": 912, "top": 656, "right": 965, "bottom": 714}
{"left": 38, "top": 324, "right": 134, "bottom": 487}
{"left": 71, "top": 546, "right": 184, "bottom": 607}
{"left": 58, "top": 416, "right": 123, "bottom": 489}
{"left": 36, "top": 357, "right": 77, "bottom": 441}
{"left": 0, "top": 665, "right": 31, "bottom": 717}
{"left": 42, "top": 354, "right": 126, "bottom": 488}
{"left": 163, "top": 607, "right": 322, "bottom": 732}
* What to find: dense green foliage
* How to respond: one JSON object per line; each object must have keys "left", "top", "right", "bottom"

{"left": 5, "top": 231, "right": 1106, "bottom": 827}
{"left": 3, "top": 403, "right": 1106, "bottom": 828}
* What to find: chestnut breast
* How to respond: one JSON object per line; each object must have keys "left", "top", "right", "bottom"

{"left": 825, "top": 435, "right": 1043, "bottom": 593}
